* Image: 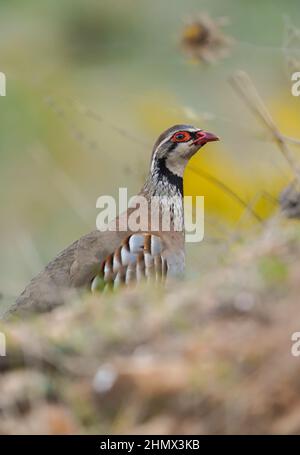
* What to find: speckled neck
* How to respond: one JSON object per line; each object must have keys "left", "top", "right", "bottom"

{"left": 143, "top": 157, "right": 183, "bottom": 199}
{"left": 141, "top": 157, "right": 184, "bottom": 233}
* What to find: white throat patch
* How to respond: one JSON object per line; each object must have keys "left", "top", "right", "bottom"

{"left": 165, "top": 151, "right": 189, "bottom": 177}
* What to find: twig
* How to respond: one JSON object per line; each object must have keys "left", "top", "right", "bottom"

{"left": 283, "top": 135, "right": 300, "bottom": 145}
{"left": 66, "top": 98, "right": 150, "bottom": 149}
{"left": 230, "top": 190, "right": 277, "bottom": 244}
{"left": 230, "top": 71, "right": 300, "bottom": 186}
{"left": 189, "top": 166, "right": 263, "bottom": 222}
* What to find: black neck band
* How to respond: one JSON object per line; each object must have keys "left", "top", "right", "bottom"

{"left": 156, "top": 158, "right": 183, "bottom": 196}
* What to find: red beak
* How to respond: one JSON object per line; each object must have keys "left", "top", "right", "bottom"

{"left": 193, "top": 130, "right": 219, "bottom": 146}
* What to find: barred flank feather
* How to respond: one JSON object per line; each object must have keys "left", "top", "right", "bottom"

{"left": 91, "top": 233, "right": 167, "bottom": 291}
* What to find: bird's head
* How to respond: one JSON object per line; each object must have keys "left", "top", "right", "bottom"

{"left": 151, "top": 124, "right": 219, "bottom": 178}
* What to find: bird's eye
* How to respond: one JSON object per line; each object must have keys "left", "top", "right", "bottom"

{"left": 171, "top": 131, "right": 191, "bottom": 142}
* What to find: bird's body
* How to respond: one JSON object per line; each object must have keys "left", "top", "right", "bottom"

{"left": 9, "top": 125, "right": 218, "bottom": 316}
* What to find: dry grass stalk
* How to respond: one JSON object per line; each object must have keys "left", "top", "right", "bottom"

{"left": 230, "top": 71, "right": 300, "bottom": 188}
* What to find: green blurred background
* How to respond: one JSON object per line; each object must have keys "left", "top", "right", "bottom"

{"left": 1, "top": 0, "right": 300, "bottom": 311}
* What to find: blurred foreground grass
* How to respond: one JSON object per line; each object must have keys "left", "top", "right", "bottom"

{"left": 1, "top": 215, "right": 300, "bottom": 434}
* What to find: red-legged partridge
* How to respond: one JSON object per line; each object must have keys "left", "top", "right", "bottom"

{"left": 11, "top": 125, "right": 219, "bottom": 315}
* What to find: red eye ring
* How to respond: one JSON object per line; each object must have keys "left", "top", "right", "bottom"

{"left": 171, "top": 131, "right": 191, "bottom": 143}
